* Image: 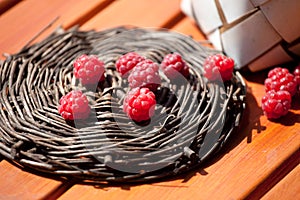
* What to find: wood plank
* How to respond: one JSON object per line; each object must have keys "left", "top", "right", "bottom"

{"left": 58, "top": 14, "right": 300, "bottom": 200}
{"left": 0, "top": 0, "right": 20, "bottom": 14}
{"left": 172, "top": 17, "right": 210, "bottom": 44}
{"left": 261, "top": 164, "right": 300, "bottom": 200}
{"left": 81, "top": 0, "right": 183, "bottom": 31}
{"left": 0, "top": 160, "right": 63, "bottom": 200}
{"left": 0, "top": 0, "right": 113, "bottom": 59}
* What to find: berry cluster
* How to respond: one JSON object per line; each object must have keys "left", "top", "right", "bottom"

{"left": 60, "top": 52, "right": 237, "bottom": 123}
{"left": 261, "top": 66, "right": 300, "bottom": 119}
{"left": 58, "top": 54, "right": 107, "bottom": 120}
{"left": 116, "top": 52, "right": 190, "bottom": 122}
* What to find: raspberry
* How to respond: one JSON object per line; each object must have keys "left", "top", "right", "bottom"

{"left": 261, "top": 90, "right": 291, "bottom": 119}
{"left": 264, "top": 67, "right": 297, "bottom": 96}
{"left": 128, "top": 59, "right": 161, "bottom": 91}
{"left": 293, "top": 65, "right": 300, "bottom": 89}
{"left": 203, "top": 54, "right": 234, "bottom": 81}
{"left": 161, "top": 52, "right": 190, "bottom": 79}
{"left": 73, "top": 54, "right": 105, "bottom": 85}
{"left": 115, "top": 52, "right": 145, "bottom": 76}
{"left": 123, "top": 87, "right": 156, "bottom": 122}
{"left": 58, "top": 91, "right": 91, "bottom": 120}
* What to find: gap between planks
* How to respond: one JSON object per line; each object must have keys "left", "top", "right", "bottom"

{"left": 244, "top": 148, "right": 300, "bottom": 200}
{"left": 0, "top": 0, "right": 20, "bottom": 14}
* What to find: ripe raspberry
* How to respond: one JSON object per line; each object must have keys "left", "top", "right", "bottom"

{"left": 123, "top": 87, "right": 156, "bottom": 122}
{"left": 73, "top": 54, "right": 105, "bottom": 85}
{"left": 261, "top": 90, "right": 291, "bottom": 119}
{"left": 293, "top": 65, "right": 300, "bottom": 89}
{"left": 128, "top": 59, "right": 161, "bottom": 91}
{"left": 203, "top": 54, "right": 234, "bottom": 81}
{"left": 264, "top": 67, "right": 297, "bottom": 96}
{"left": 115, "top": 52, "right": 145, "bottom": 76}
{"left": 161, "top": 53, "right": 190, "bottom": 79}
{"left": 58, "top": 91, "right": 91, "bottom": 120}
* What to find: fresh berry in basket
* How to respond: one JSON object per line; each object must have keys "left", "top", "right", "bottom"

{"left": 264, "top": 67, "right": 297, "bottom": 96}
{"left": 128, "top": 59, "right": 161, "bottom": 91}
{"left": 73, "top": 54, "right": 105, "bottom": 85}
{"left": 261, "top": 90, "right": 291, "bottom": 119}
{"left": 123, "top": 87, "right": 156, "bottom": 122}
{"left": 116, "top": 52, "right": 145, "bottom": 76}
{"left": 203, "top": 54, "right": 234, "bottom": 81}
{"left": 293, "top": 65, "right": 300, "bottom": 89}
{"left": 161, "top": 52, "right": 190, "bottom": 79}
{"left": 58, "top": 91, "right": 91, "bottom": 120}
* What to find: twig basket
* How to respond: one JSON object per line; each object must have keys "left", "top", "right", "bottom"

{"left": 0, "top": 27, "right": 246, "bottom": 183}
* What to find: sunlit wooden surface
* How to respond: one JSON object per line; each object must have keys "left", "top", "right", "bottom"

{"left": 0, "top": 1, "right": 299, "bottom": 199}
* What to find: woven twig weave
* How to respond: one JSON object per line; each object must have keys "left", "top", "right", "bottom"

{"left": 0, "top": 27, "right": 246, "bottom": 183}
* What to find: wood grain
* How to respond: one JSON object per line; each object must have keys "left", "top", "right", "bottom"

{"left": 261, "top": 164, "right": 300, "bottom": 200}
{"left": 172, "top": 17, "right": 210, "bottom": 45}
{"left": 81, "top": 0, "right": 183, "bottom": 31}
{"left": 0, "top": 161, "right": 62, "bottom": 200}
{"left": 0, "top": 0, "right": 113, "bottom": 59}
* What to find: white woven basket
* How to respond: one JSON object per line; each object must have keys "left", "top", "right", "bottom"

{"left": 181, "top": 0, "right": 300, "bottom": 71}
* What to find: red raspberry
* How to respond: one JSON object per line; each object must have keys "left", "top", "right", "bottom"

{"left": 264, "top": 67, "right": 297, "bottom": 96}
{"left": 161, "top": 53, "right": 190, "bottom": 79}
{"left": 261, "top": 90, "right": 291, "bottom": 119}
{"left": 58, "top": 91, "right": 91, "bottom": 120}
{"left": 123, "top": 87, "right": 156, "bottom": 122}
{"left": 115, "top": 52, "right": 145, "bottom": 76}
{"left": 73, "top": 54, "right": 105, "bottom": 85}
{"left": 293, "top": 64, "right": 300, "bottom": 90}
{"left": 128, "top": 59, "right": 161, "bottom": 91}
{"left": 203, "top": 54, "right": 234, "bottom": 81}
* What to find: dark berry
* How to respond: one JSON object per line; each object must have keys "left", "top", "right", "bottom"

{"left": 203, "top": 54, "right": 234, "bottom": 81}
{"left": 264, "top": 67, "right": 297, "bottom": 96}
{"left": 128, "top": 59, "right": 161, "bottom": 91}
{"left": 161, "top": 52, "right": 190, "bottom": 79}
{"left": 73, "top": 54, "right": 105, "bottom": 85}
{"left": 115, "top": 52, "right": 145, "bottom": 76}
{"left": 58, "top": 91, "right": 91, "bottom": 120}
{"left": 261, "top": 90, "right": 291, "bottom": 119}
{"left": 123, "top": 87, "right": 156, "bottom": 122}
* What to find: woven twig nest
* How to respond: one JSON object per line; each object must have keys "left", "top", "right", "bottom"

{"left": 0, "top": 27, "right": 246, "bottom": 183}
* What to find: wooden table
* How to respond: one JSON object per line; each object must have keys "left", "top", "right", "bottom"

{"left": 0, "top": 0, "right": 299, "bottom": 199}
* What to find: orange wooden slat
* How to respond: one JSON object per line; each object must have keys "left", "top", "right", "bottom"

{"left": 261, "top": 164, "right": 300, "bottom": 200}
{"left": 0, "top": 160, "right": 63, "bottom": 200}
{"left": 0, "top": 0, "right": 113, "bottom": 59}
{"left": 81, "top": 0, "right": 183, "bottom": 31}
{"left": 172, "top": 17, "right": 207, "bottom": 42}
